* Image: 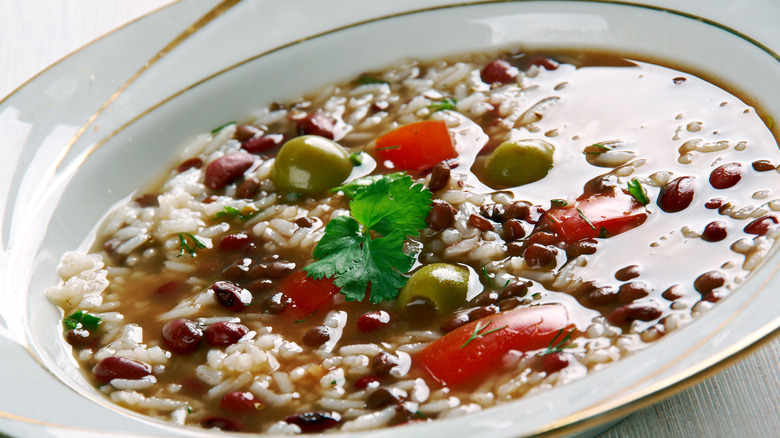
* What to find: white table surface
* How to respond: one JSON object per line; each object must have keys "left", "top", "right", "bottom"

{"left": 2, "top": 1, "right": 779, "bottom": 437}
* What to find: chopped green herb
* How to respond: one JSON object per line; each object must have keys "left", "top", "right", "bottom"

{"left": 354, "top": 75, "right": 387, "bottom": 85}
{"left": 599, "top": 226, "right": 610, "bottom": 238}
{"left": 461, "top": 319, "right": 508, "bottom": 348}
{"left": 376, "top": 144, "right": 401, "bottom": 151}
{"left": 294, "top": 319, "right": 305, "bottom": 324}
{"left": 538, "top": 328, "right": 575, "bottom": 356}
{"left": 576, "top": 208, "right": 596, "bottom": 230}
{"left": 330, "top": 172, "right": 405, "bottom": 198}
{"left": 63, "top": 310, "right": 102, "bottom": 331}
{"left": 177, "top": 232, "right": 206, "bottom": 257}
{"left": 214, "top": 205, "right": 260, "bottom": 221}
{"left": 500, "top": 279, "right": 511, "bottom": 292}
{"left": 428, "top": 97, "right": 457, "bottom": 113}
{"left": 546, "top": 213, "right": 560, "bottom": 224}
{"left": 413, "top": 410, "right": 428, "bottom": 419}
{"left": 348, "top": 152, "right": 364, "bottom": 166}
{"left": 532, "top": 293, "right": 542, "bottom": 300}
{"left": 304, "top": 173, "right": 432, "bottom": 303}
{"left": 210, "top": 121, "right": 236, "bottom": 134}
{"left": 481, "top": 263, "right": 495, "bottom": 287}
{"left": 627, "top": 178, "right": 650, "bottom": 205}
{"left": 330, "top": 380, "right": 338, "bottom": 385}
{"left": 763, "top": 115, "right": 774, "bottom": 129}
{"left": 551, "top": 199, "right": 567, "bottom": 207}
{"left": 186, "top": 407, "right": 192, "bottom": 414}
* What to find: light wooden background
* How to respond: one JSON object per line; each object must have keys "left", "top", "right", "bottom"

{"left": 2, "top": 1, "right": 779, "bottom": 437}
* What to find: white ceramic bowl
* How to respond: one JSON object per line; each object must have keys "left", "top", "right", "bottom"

{"left": 2, "top": 0, "right": 779, "bottom": 437}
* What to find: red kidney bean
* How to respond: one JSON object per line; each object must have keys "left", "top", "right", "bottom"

{"left": 565, "top": 238, "right": 598, "bottom": 259}
{"left": 204, "top": 321, "right": 249, "bottom": 347}
{"left": 702, "top": 221, "right": 728, "bottom": 242}
{"left": 752, "top": 160, "right": 776, "bottom": 172}
{"left": 267, "top": 261, "right": 296, "bottom": 278}
{"left": 709, "top": 162, "right": 743, "bottom": 189}
{"left": 284, "top": 412, "right": 340, "bottom": 433}
{"left": 66, "top": 328, "right": 93, "bottom": 347}
{"left": 672, "top": 77, "right": 687, "bottom": 85}
{"left": 608, "top": 301, "right": 663, "bottom": 325}
{"left": 503, "top": 219, "right": 526, "bottom": 241}
{"left": 662, "top": 285, "right": 684, "bottom": 301}
{"left": 177, "top": 158, "right": 203, "bottom": 173}
{"left": 221, "top": 391, "right": 261, "bottom": 413}
{"left": 242, "top": 133, "right": 286, "bottom": 154}
{"left": 353, "top": 375, "right": 382, "bottom": 390}
{"left": 704, "top": 198, "right": 723, "bottom": 209}
{"left": 365, "top": 388, "right": 400, "bottom": 409}
{"left": 212, "top": 281, "right": 253, "bottom": 312}
{"left": 357, "top": 311, "right": 392, "bottom": 332}
{"left": 426, "top": 200, "right": 456, "bottom": 230}
{"left": 371, "top": 352, "right": 398, "bottom": 375}
{"left": 506, "top": 241, "right": 524, "bottom": 257}
{"left": 247, "top": 278, "right": 273, "bottom": 293}
{"left": 261, "top": 292, "right": 289, "bottom": 314}
{"left": 480, "top": 59, "right": 518, "bottom": 85}
{"left": 428, "top": 161, "right": 451, "bottom": 191}
{"left": 295, "top": 216, "right": 314, "bottom": 228}
{"left": 498, "top": 297, "right": 525, "bottom": 311}
{"left": 467, "top": 305, "right": 500, "bottom": 322}
{"left": 744, "top": 215, "right": 778, "bottom": 236}
{"left": 618, "top": 281, "right": 652, "bottom": 304}
{"left": 702, "top": 291, "right": 724, "bottom": 303}
{"left": 480, "top": 203, "right": 505, "bottom": 222}
{"left": 615, "top": 265, "right": 640, "bottom": 281}
{"left": 162, "top": 318, "right": 202, "bottom": 354}
{"left": 235, "top": 178, "right": 260, "bottom": 199}
{"left": 499, "top": 280, "right": 530, "bottom": 299}
{"left": 693, "top": 270, "right": 725, "bottom": 294}
{"left": 297, "top": 113, "right": 336, "bottom": 139}
{"left": 542, "top": 352, "right": 570, "bottom": 374}
{"left": 222, "top": 258, "right": 252, "bottom": 281}
{"left": 93, "top": 357, "right": 152, "bottom": 383}
{"left": 302, "top": 326, "right": 331, "bottom": 346}
{"left": 468, "top": 213, "right": 494, "bottom": 232}
{"left": 204, "top": 152, "right": 255, "bottom": 190}
{"left": 474, "top": 291, "right": 499, "bottom": 306}
{"left": 502, "top": 201, "right": 530, "bottom": 221}
{"left": 201, "top": 416, "right": 243, "bottom": 431}
{"left": 133, "top": 193, "right": 159, "bottom": 208}
{"left": 219, "top": 233, "right": 252, "bottom": 252}
{"left": 235, "top": 124, "right": 261, "bottom": 143}
{"left": 657, "top": 176, "right": 695, "bottom": 212}
{"left": 587, "top": 285, "right": 618, "bottom": 305}
{"left": 527, "top": 231, "right": 557, "bottom": 247}
{"left": 156, "top": 280, "right": 184, "bottom": 296}
{"left": 530, "top": 55, "right": 560, "bottom": 71}
{"left": 523, "top": 243, "right": 557, "bottom": 268}
{"left": 440, "top": 313, "right": 470, "bottom": 333}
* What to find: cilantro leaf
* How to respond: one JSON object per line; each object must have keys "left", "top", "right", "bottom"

{"left": 428, "top": 97, "right": 457, "bottom": 113}
{"left": 330, "top": 172, "right": 405, "bottom": 198}
{"left": 354, "top": 75, "right": 387, "bottom": 85}
{"left": 350, "top": 175, "right": 430, "bottom": 237}
{"left": 304, "top": 173, "right": 432, "bottom": 303}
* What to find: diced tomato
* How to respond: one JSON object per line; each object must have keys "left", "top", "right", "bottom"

{"left": 538, "top": 189, "right": 648, "bottom": 244}
{"left": 281, "top": 271, "right": 340, "bottom": 318}
{"left": 415, "top": 305, "right": 572, "bottom": 387}
{"left": 374, "top": 120, "right": 457, "bottom": 171}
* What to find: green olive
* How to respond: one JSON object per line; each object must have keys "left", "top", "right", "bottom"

{"left": 398, "top": 263, "right": 469, "bottom": 314}
{"left": 272, "top": 135, "right": 353, "bottom": 194}
{"left": 483, "top": 139, "right": 554, "bottom": 188}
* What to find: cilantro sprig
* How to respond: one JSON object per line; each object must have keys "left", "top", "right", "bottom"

{"left": 305, "top": 174, "right": 432, "bottom": 303}
{"left": 428, "top": 97, "right": 457, "bottom": 113}
{"left": 214, "top": 205, "right": 260, "bottom": 221}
